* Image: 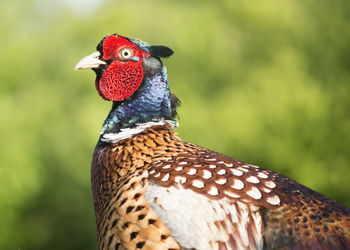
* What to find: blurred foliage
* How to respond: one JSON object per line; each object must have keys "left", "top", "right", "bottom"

{"left": 0, "top": 0, "right": 349, "bottom": 249}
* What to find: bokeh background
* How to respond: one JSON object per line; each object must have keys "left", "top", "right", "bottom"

{"left": 1, "top": 0, "right": 349, "bottom": 249}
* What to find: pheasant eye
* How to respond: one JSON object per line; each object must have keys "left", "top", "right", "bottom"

{"left": 119, "top": 48, "right": 133, "bottom": 60}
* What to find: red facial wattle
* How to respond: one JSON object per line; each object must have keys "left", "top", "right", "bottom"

{"left": 98, "top": 60, "right": 144, "bottom": 101}
{"left": 95, "top": 35, "right": 150, "bottom": 101}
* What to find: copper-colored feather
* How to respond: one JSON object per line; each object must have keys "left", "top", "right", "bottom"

{"left": 91, "top": 125, "right": 350, "bottom": 249}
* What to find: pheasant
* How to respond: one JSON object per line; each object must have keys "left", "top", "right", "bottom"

{"left": 75, "top": 34, "right": 350, "bottom": 250}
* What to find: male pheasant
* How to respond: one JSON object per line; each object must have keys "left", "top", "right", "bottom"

{"left": 75, "top": 34, "right": 350, "bottom": 250}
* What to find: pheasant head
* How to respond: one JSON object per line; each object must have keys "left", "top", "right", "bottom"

{"left": 76, "top": 34, "right": 174, "bottom": 101}
{"left": 75, "top": 34, "right": 179, "bottom": 134}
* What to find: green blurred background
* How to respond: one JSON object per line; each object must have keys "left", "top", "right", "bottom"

{"left": 1, "top": 0, "right": 349, "bottom": 249}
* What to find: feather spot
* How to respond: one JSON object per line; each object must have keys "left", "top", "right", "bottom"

{"left": 149, "top": 170, "right": 155, "bottom": 175}
{"left": 257, "top": 172, "right": 268, "bottom": 179}
{"left": 174, "top": 176, "right": 186, "bottom": 184}
{"left": 162, "top": 164, "right": 171, "bottom": 169}
{"left": 217, "top": 161, "right": 225, "bottom": 164}
{"left": 202, "top": 170, "right": 212, "bottom": 179}
{"left": 224, "top": 190, "right": 241, "bottom": 198}
{"left": 179, "top": 161, "right": 188, "bottom": 165}
{"left": 192, "top": 180, "right": 205, "bottom": 189}
{"left": 215, "top": 178, "right": 227, "bottom": 185}
{"left": 209, "top": 164, "right": 217, "bottom": 169}
{"left": 161, "top": 173, "right": 170, "bottom": 182}
{"left": 186, "top": 168, "right": 197, "bottom": 175}
{"left": 148, "top": 219, "right": 156, "bottom": 225}
{"left": 205, "top": 158, "right": 217, "bottom": 162}
{"left": 130, "top": 231, "right": 138, "bottom": 240}
{"left": 154, "top": 172, "right": 161, "bottom": 178}
{"left": 265, "top": 181, "right": 276, "bottom": 189}
{"left": 246, "top": 176, "right": 260, "bottom": 184}
{"left": 242, "top": 164, "right": 250, "bottom": 168}
{"left": 231, "top": 179, "right": 244, "bottom": 190}
{"left": 237, "top": 167, "right": 249, "bottom": 172}
{"left": 262, "top": 187, "right": 271, "bottom": 193}
{"left": 207, "top": 186, "right": 219, "bottom": 196}
{"left": 174, "top": 166, "right": 183, "bottom": 171}
{"left": 231, "top": 169, "right": 243, "bottom": 176}
{"left": 266, "top": 195, "right": 280, "bottom": 205}
{"left": 217, "top": 169, "right": 226, "bottom": 175}
{"left": 136, "top": 242, "right": 145, "bottom": 249}
{"left": 224, "top": 163, "right": 233, "bottom": 167}
{"left": 246, "top": 187, "right": 262, "bottom": 200}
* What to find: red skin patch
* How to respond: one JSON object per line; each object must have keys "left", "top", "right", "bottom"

{"left": 96, "top": 35, "right": 150, "bottom": 101}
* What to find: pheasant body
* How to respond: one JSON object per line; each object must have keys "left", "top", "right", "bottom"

{"left": 91, "top": 125, "right": 350, "bottom": 249}
{"left": 76, "top": 34, "right": 350, "bottom": 249}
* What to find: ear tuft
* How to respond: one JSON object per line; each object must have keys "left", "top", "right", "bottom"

{"left": 150, "top": 46, "right": 174, "bottom": 58}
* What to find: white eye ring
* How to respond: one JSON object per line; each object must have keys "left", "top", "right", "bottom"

{"left": 119, "top": 48, "right": 133, "bottom": 59}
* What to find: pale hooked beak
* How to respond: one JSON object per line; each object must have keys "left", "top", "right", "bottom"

{"left": 74, "top": 51, "right": 106, "bottom": 70}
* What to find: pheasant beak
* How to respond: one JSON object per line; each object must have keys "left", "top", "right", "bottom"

{"left": 74, "top": 51, "right": 106, "bottom": 70}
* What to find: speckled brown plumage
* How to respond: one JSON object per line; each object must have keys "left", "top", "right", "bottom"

{"left": 262, "top": 175, "right": 350, "bottom": 249}
{"left": 91, "top": 126, "right": 180, "bottom": 250}
{"left": 91, "top": 125, "right": 350, "bottom": 249}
